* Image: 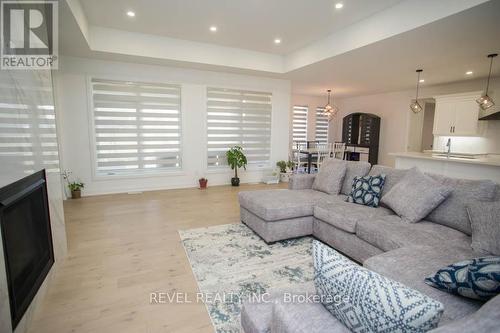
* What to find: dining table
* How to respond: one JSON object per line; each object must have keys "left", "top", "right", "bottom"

{"left": 293, "top": 147, "right": 332, "bottom": 174}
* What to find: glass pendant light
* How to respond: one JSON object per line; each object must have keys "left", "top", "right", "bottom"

{"left": 410, "top": 69, "right": 423, "bottom": 113}
{"left": 476, "top": 54, "right": 497, "bottom": 110}
{"left": 323, "top": 89, "right": 339, "bottom": 120}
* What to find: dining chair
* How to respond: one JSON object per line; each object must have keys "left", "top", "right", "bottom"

{"left": 315, "top": 143, "right": 333, "bottom": 171}
{"left": 333, "top": 142, "right": 346, "bottom": 160}
{"left": 292, "top": 142, "right": 308, "bottom": 173}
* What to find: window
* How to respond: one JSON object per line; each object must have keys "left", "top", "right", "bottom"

{"left": 292, "top": 106, "right": 308, "bottom": 144}
{"left": 207, "top": 87, "right": 272, "bottom": 167}
{"left": 90, "top": 78, "right": 181, "bottom": 176}
{"left": 315, "top": 107, "right": 329, "bottom": 144}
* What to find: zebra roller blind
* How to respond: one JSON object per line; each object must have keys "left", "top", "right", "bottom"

{"left": 292, "top": 106, "right": 308, "bottom": 144}
{"left": 207, "top": 87, "right": 272, "bottom": 167}
{"left": 315, "top": 107, "right": 329, "bottom": 144}
{"left": 91, "top": 78, "right": 182, "bottom": 175}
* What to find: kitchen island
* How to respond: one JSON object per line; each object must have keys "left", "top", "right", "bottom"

{"left": 391, "top": 152, "right": 500, "bottom": 183}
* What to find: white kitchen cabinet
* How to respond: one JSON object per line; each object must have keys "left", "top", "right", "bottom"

{"left": 433, "top": 92, "right": 483, "bottom": 136}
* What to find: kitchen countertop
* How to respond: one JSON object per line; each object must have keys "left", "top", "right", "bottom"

{"left": 390, "top": 152, "right": 500, "bottom": 167}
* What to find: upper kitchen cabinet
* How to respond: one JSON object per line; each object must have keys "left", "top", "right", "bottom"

{"left": 433, "top": 91, "right": 484, "bottom": 136}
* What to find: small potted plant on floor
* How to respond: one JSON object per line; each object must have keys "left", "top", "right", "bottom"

{"left": 276, "top": 160, "right": 295, "bottom": 182}
{"left": 199, "top": 177, "right": 208, "bottom": 189}
{"left": 226, "top": 146, "right": 247, "bottom": 186}
{"left": 62, "top": 169, "right": 85, "bottom": 199}
{"left": 68, "top": 181, "right": 85, "bottom": 199}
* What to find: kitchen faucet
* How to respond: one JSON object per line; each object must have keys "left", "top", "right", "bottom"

{"left": 446, "top": 138, "right": 451, "bottom": 158}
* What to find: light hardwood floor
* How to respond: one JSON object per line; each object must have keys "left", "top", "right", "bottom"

{"left": 29, "top": 183, "right": 286, "bottom": 333}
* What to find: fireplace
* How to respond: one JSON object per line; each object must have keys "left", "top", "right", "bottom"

{"left": 0, "top": 170, "right": 54, "bottom": 329}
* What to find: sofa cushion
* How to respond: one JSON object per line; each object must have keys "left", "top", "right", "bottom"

{"left": 467, "top": 201, "right": 500, "bottom": 255}
{"left": 241, "top": 299, "right": 273, "bottom": 333}
{"left": 364, "top": 245, "right": 483, "bottom": 321}
{"left": 356, "top": 215, "right": 470, "bottom": 252}
{"left": 313, "top": 241, "right": 444, "bottom": 332}
{"left": 239, "top": 189, "right": 338, "bottom": 221}
{"left": 346, "top": 174, "right": 386, "bottom": 207}
{"left": 368, "top": 165, "right": 409, "bottom": 197}
{"left": 314, "top": 200, "right": 393, "bottom": 234}
{"left": 425, "top": 257, "right": 500, "bottom": 301}
{"left": 312, "top": 159, "right": 347, "bottom": 195}
{"left": 271, "top": 297, "right": 350, "bottom": 333}
{"left": 288, "top": 173, "right": 316, "bottom": 190}
{"left": 381, "top": 167, "right": 452, "bottom": 223}
{"left": 426, "top": 174, "right": 497, "bottom": 235}
{"left": 340, "top": 161, "right": 371, "bottom": 195}
{"left": 429, "top": 294, "right": 500, "bottom": 333}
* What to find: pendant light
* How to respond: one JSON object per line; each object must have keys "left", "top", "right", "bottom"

{"left": 476, "top": 53, "right": 497, "bottom": 110}
{"left": 410, "top": 69, "right": 423, "bottom": 113}
{"left": 323, "top": 89, "right": 339, "bottom": 120}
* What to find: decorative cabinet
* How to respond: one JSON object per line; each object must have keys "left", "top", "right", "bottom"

{"left": 433, "top": 92, "right": 483, "bottom": 136}
{"left": 342, "top": 113, "right": 380, "bottom": 165}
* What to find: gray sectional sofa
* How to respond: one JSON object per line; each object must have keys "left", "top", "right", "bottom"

{"left": 238, "top": 161, "right": 500, "bottom": 333}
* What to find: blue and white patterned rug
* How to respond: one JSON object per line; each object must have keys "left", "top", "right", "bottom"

{"left": 179, "top": 223, "right": 314, "bottom": 333}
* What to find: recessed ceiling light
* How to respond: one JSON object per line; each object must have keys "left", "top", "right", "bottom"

{"left": 335, "top": 3, "right": 344, "bottom": 9}
{"left": 210, "top": 26, "right": 217, "bottom": 32}
{"left": 126, "top": 11, "right": 135, "bottom": 17}
{"left": 274, "top": 38, "right": 281, "bottom": 44}
{"left": 466, "top": 71, "right": 473, "bottom": 75}
{"left": 419, "top": 79, "right": 425, "bottom": 83}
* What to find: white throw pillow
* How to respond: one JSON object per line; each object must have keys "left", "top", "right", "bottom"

{"left": 313, "top": 240, "right": 444, "bottom": 333}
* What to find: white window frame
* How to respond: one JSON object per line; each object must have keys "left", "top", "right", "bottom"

{"left": 206, "top": 87, "right": 273, "bottom": 170}
{"left": 87, "top": 77, "right": 184, "bottom": 179}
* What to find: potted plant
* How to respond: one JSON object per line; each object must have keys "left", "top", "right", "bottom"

{"left": 62, "top": 169, "right": 85, "bottom": 199}
{"left": 68, "top": 182, "right": 85, "bottom": 199}
{"left": 199, "top": 177, "right": 208, "bottom": 189}
{"left": 226, "top": 146, "right": 247, "bottom": 186}
{"left": 276, "top": 160, "right": 295, "bottom": 182}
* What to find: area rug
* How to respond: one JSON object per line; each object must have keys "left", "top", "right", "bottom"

{"left": 179, "top": 223, "right": 314, "bottom": 333}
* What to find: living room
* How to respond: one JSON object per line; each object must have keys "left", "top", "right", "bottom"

{"left": 0, "top": 0, "right": 499, "bottom": 332}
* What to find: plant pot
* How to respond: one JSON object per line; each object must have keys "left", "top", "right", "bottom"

{"left": 199, "top": 179, "right": 208, "bottom": 189}
{"left": 280, "top": 172, "right": 291, "bottom": 183}
{"left": 231, "top": 177, "right": 240, "bottom": 187}
{"left": 71, "top": 189, "right": 81, "bottom": 199}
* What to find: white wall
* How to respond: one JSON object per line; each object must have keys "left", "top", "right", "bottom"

{"left": 335, "top": 77, "right": 500, "bottom": 166}
{"left": 56, "top": 56, "right": 291, "bottom": 196}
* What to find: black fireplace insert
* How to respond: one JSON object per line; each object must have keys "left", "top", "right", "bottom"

{"left": 0, "top": 170, "right": 54, "bottom": 329}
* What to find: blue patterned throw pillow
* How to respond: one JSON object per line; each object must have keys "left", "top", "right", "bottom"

{"left": 313, "top": 241, "right": 444, "bottom": 332}
{"left": 346, "top": 174, "right": 386, "bottom": 207}
{"left": 425, "top": 257, "right": 500, "bottom": 301}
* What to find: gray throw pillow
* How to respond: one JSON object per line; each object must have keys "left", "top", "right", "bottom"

{"left": 340, "top": 161, "right": 371, "bottom": 195}
{"left": 467, "top": 201, "right": 500, "bottom": 256}
{"left": 313, "top": 241, "right": 444, "bottom": 332}
{"left": 312, "top": 159, "right": 347, "bottom": 195}
{"left": 381, "top": 167, "right": 452, "bottom": 223}
{"left": 426, "top": 174, "right": 497, "bottom": 235}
